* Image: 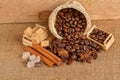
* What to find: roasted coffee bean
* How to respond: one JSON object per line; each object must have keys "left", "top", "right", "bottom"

{"left": 64, "top": 28, "right": 68, "bottom": 32}
{"left": 58, "top": 12, "right": 64, "bottom": 16}
{"left": 57, "top": 27, "right": 62, "bottom": 31}
{"left": 74, "top": 34, "right": 79, "bottom": 39}
{"left": 57, "top": 18, "right": 62, "bottom": 24}
{"left": 75, "top": 28, "right": 80, "bottom": 32}
{"left": 67, "top": 35, "right": 71, "bottom": 40}
{"left": 77, "top": 24, "right": 82, "bottom": 28}
{"left": 71, "top": 17, "right": 75, "bottom": 21}
{"left": 82, "top": 22, "right": 86, "bottom": 26}
{"left": 78, "top": 20, "right": 82, "bottom": 24}
{"left": 62, "top": 39, "right": 67, "bottom": 43}
{"left": 70, "top": 48, "right": 76, "bottom": 53}
{"left": 71, "top": 25, "right": 76, "bottom": 28}
{"left": 91, "top": 43, "right": 97, "bottom": 48}
{"left": 80, "top": 41, "right": 84, "bottom": 45}
{"left": 84, "top": 40, "right": 89, "bottom": 45}
{"left": 63, "top": 25, "right": 69, "bottom": 28}
{"left": 65, "top": 46, "right": 71, "bottom": 51}
{"left": 91, "top": 34, "right": 95, "bottom": 38}
{"left": 74, "top": 40, "right": 79, "bottom": 44}
{"left": 83, "top": 45, "right": 88, "bottom": 50}
{"left": 81, "top": 35, "right": 87, "bottom": 40}
{"left": 74, "top": 44, "right": 79, "bottom": 50}
{"left": 74, "top": 21, "right": 77, "bottom": 25}
{"left": 69, "top": 20, "right": 73, "bottom": 25}
{"left": 75, "top": 17, "right": 79, "bottom": 21}
{"left": 66, "top": 22, "right": 70, "bottom": 26}
{"left": 58, "top": 31, "right": 62, "bottom": 35}
{"left": 64, "top": 33, "right": 68, "bottom": 37}
{"left": 81, "top": 29, "right": 85, "bottom": 32}
{"left": 53, "top": 48, "right": 57, "bottom": 54}
{"left": 69, "top": 41, "right": 75, "bottom": 45}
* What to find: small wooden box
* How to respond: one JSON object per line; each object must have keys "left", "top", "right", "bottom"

{"left": 87, "top": 25, "right": 115, "bottom": 50}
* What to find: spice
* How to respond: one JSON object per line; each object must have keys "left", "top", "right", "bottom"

{"left": 58, "top": 48, "right": 69, "bottom": 63}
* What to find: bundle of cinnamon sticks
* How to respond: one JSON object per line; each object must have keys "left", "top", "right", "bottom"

{"left": 24, "top": 44, "right": 62, "bottom": 67}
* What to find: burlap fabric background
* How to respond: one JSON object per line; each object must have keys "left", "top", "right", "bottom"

{"left": 0, "top": 20, "right": 119, "bottom": 80}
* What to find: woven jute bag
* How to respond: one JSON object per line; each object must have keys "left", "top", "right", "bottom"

{"left": 49, "top": 0, "right": 91, "bottom": 39}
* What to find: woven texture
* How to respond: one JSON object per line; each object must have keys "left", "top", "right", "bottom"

{"left": 0, "top": 20, "right": 119, "bottom": 80}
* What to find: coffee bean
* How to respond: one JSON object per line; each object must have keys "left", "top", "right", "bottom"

{"left": 83, "top": 45, "right": 87, "bottom": 50}
{"left": 92, "top": 43, "right": 97, "bottom": 48}
{"left": 62, "top": 39, "right": 67, "bottom": 43}
{"left": 82, "top": 22, "right": 86, "bottom": 26}
{"left": 74, "top": 44, "right": 79, "bottom": 50}
{"left": 74, "top": 34, "right": 79, "bottom": 39}
{"left": 64, "top": 28, "right": 68, "bottom": 32}
{"left": 77, "top": 24, "right": 82, "bottom": 28}
{"left": 84, "top": 40, "right": 89, "bottom": 45}
{"left": 64, "top": 45, "right": 69, "bottom": 49}
{"left": 75, "top": 17, "right": 79, "bottom": 21}
{"left": 69, "top": 41, "right": 74, "bottom": 45}
{"left": 58, "top": 31, "right": 62, "bottom": 35}
{"left": 67, "top": 35, "right": 71, "bottom": 40}
{"left": 80, "top": 41, "right": 84, "bottom": 45}
{"left": 70, "top": 48, "right": 76, "bottom": 52}
{"left": 65, "top": 33, "right": 68, "bottom": 37}
{"left": 71, "top": 25, "right": 76, "bottom": 28}
{"left": 63, "top": 25, "right": 69, "bottom": 28}
{"left": 81, "top": 35, "right": 87, "bottom": 40}
{"left": 74, "top": 21, "right": 77, "bottom": 25}
{"left": 69, "top": 20, "right": 73, "bottom": 25}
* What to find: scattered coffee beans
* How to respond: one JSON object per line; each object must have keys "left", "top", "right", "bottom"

{"left": 47, "top": 35, "right": 102, "bottom": 64}
{"left": 89, "top": 28, "right": 109, "bottom": 44}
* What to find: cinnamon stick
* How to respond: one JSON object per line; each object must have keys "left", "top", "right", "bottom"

{"left": 24, "top": 46, "right": 54, "bottom": 67}
{"left": 32, "top": 44, "right": 62, "bottom": 65}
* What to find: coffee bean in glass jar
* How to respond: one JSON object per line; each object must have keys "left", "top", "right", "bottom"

{"left": 89, "top": 28, "right": 109, "bottom": 44}
{"left": 55, "top": 8, "right": 87, "bottom": 38}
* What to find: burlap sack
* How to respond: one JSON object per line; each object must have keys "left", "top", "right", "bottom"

{"left": 49, "top": 0, "right": 91, "bottom": 39}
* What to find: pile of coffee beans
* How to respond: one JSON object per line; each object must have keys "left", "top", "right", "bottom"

{"left": 55, "top": 8, "right": 87, "bottom": 38}
{"left": 89, "top": 28, "right": 109, "bottom": 44}
{"left": 47, "top": 8, "right": 102, "bottom": 64}
{"left": 47, "top": 35, "right": 102, "bottom": 64}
